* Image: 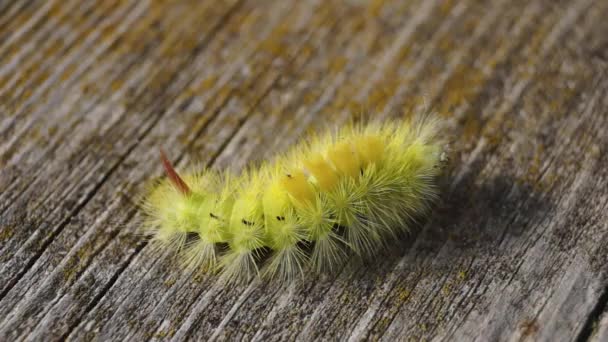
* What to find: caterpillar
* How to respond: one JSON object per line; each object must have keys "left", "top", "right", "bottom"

{"left": 141, "top": 114, "right": 447, "bottom": 283}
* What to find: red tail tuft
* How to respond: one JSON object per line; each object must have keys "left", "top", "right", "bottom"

{"left": 159, "top": 148, "right": 191, "bottom": 195}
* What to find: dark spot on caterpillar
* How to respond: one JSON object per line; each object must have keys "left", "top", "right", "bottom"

{"left": 242, "top": 219, "right": 255, "bottom": 226}
{"left": 209, "top": 213, "right": 220, "bottom": 220}
{"left": 286, "top": 174, "right": 293, "bottom": 178}
{"left": 360, "top": 168, "right": 364, "bottom": 176}
{"left": 276, "top": 216, "right": 286, "bottom": 221}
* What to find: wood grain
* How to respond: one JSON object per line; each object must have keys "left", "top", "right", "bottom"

{"left": 1, "top": 0, "right": 607, "bottom": 341}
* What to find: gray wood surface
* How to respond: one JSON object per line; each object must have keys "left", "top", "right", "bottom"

{"left": 1, "top": 0, "right": 607, "bottom": 340}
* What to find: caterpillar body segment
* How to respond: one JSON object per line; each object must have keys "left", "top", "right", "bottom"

{"left": 142, "top": 116, "right": 446, "bottom": 283}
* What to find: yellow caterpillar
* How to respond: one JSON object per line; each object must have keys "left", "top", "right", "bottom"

{"left": 141, "top": 115, "right": 447, "bottom": 283}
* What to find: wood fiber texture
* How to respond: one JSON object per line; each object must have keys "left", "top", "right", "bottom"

{"left": 1, "top": 0, "right": 607, "bottom": 341}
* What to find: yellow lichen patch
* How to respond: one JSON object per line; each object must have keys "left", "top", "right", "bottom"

{"left": 0, "top": 226, "right": 15, "bottom": 242}
{"left": 259, "top": 20, "right": 292, "bottom": 57}
{"left": 60, "top": 64, "right": 78, "bottom": 82}
{"left": 110, "top": 79, "right": 124, "bottom": 92}
{"left": 441, "top": 283, "right": 452, "bottom": 296}
{"left": 526, "top": 145, "right": 544, "bottom": 185}
{"left": 44, "top": 39, "right": 64, "bottom": 57}
{"left": 367, "top": 0, "right": 385, "bottom": 17}
{"left": 367, "top": 87, "right": 390, "bottom": 111}
{"left": 461, "top": 116, "right": 481, "bottom": 145}
{"left": 438, "top": 65, "right": 484, "bottom": 113}
{"left": 526, "top": 21, "right": 551, "bottom": 57}
{"left": 0, "top": 72, "right": 10, "bottom": 89}
{"left": 153, "top": 327, "right": 176, "bottom": 339}
{"left": 196, "top": 75, "right": 219, "bottom": 93}
{"left": 329, "top": 56, "right": 348, "bottom": 74}
{"left": 397, "top": 287, "right": 411, "bottom": 302}
{"left": 438, "top": 0, "right": 455, "bottom": 15}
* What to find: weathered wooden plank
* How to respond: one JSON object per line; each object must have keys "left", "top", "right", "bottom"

{"left": 0, "top": 0, "right": 246, "bottom": 335}
{"left": 0, "top": 0, "right": 240, "bottom": 291}
{"left": 1, "top": 0, "right": 607, "bottom": 341}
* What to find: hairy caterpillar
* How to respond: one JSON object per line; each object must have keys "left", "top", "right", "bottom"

{"left": 142, "top": 115, "right": 447, "bottom": 283}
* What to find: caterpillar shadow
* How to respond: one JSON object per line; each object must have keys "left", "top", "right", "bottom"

{"left": 327, "top": 172, "right": 555, "bottom": 285}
